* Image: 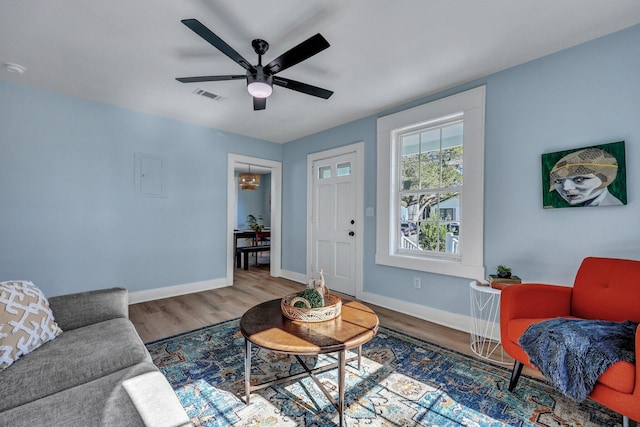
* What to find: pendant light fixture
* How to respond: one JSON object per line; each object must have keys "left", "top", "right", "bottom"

{"left": 239, "top": 165, "right": 260, "bottom": 191}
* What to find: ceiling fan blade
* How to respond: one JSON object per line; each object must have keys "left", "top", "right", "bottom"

{"left": 273, "top": 77, "right": 333, "bottom": 99}
{"left": 181, "top": 19, "right": 255, "bottom": 72}
{"left": 176, "top": 75, "right": 245, "bottom": 83}
{"left": 253, "top": 97, "right": 266, "bottom": 111}
{"left": 264, "top": 33, "right": 329, "bottom": 75}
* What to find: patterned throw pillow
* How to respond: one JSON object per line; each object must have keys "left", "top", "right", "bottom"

{"left": 0, "top": 281, "right": 63, "bottom": 371}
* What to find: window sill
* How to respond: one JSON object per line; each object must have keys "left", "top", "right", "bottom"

{"left": 375, "top": 253, "right": 485, "bottom": 279}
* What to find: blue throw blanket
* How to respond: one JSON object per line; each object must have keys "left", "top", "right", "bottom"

{"left": 519, "top": 318, "right": 637, "bottom": 402}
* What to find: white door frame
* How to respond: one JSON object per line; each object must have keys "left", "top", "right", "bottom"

{"left": 227, "top": 153, "right": 282, "bottom": 285}
{"left": 306, "top": 142, "right": 364, "bottom": 298}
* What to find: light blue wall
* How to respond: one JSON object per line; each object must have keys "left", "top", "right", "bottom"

{"left": 236, "top": 173, "right": 271, "bottom": 229}
{"left": 282, "top": 24, "right": 640, "bottom": 317}
{"left": 0, "top": 81, "right": 281, "bottom": 297}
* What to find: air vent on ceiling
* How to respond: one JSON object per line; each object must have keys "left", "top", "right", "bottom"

{"left": 193, "top": 88, "right": 225, "bottom": 101}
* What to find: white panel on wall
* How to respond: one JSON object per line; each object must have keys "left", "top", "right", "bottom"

{"left": 134, "top": 153, "right": 167, "bottom": 198}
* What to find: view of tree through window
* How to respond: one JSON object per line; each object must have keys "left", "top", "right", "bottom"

{"left": 399, "top": 121, "right": 463, "bottom": 256}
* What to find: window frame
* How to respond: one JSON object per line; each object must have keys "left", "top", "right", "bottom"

{"left": 375, "top": 86, "right": 486, "bottom": 279}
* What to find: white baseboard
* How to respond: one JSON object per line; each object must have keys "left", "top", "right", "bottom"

{"left": 279, "top": 269, "right": 308, "bottom": 284}
{"left": 359, "top": 291, "right": 472, "bottom": 334}
{"left": 126, "top": 275, "right": 482, "bottom": 339}
{"left": 128, "top": 278, "right": 229, "bottom": 304}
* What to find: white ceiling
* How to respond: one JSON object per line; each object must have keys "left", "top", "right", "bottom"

{"left": 2, "top": 1, "right": 640, "bottom": 144}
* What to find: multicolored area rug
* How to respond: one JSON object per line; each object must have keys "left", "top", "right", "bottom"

{"left": 146, "top": 318, "right": 622, "bottom": 426}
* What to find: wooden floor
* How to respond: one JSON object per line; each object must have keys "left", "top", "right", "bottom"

{"left": 129, "top": 265, "right": 540, "bottom": 378}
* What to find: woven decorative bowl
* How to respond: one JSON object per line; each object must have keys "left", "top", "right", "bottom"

{"left": 281, "top": 292, "right": 342, "bottom": 322}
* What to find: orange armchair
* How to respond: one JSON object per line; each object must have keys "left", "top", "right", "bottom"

{"left": 500, "top": 257, "right": 640, "bottom": 424}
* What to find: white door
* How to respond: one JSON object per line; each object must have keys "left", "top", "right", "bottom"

{"left": 311, "top": 151, "right": 358, "bottom": 295}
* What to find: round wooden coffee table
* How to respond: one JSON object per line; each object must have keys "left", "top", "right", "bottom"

{"left": 240, "top": 298, "right": 379, "bottom": 426}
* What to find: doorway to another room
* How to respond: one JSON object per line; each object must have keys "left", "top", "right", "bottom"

{"left": 236, "top": 166, "right": 271, "bottom": 270}
{"left": 227, "top": 154, "right": 282, "bottom": 286}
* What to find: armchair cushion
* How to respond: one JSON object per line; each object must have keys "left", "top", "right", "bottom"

{"left": 598, "top": 361, "right": 635, "bottom": 394}
{"left": 572, "top": 256, "right": 640, "bottom": 321}
{"left": 518, "top": 318, "right": 637, "bottom": 401}
{"left": 505, "top": 317, "right": 579, "bottom": 364}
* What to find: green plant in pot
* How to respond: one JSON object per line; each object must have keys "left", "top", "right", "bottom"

{"left": 246, "top": 214, "right": 264, "bottom": 232}
{"left": 496, "top": 265, "right": 512, "bottom": 278}
{"left": 293, "top": 288, "right": 324, "bottom": 308}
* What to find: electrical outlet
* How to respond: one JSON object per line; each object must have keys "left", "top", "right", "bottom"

{"left": 413, "top": 277, "right": 421, "bottom": 289}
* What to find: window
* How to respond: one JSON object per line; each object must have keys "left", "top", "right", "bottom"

{"left": 336, "top": 162, "right": 351, "bottom": 177}
{"left": 376, "top": 86, "right": 485, "bottom": 278}
{"left": 318, "top": 166, "right": 332, "bottom": 179}
{"left": 399, "top": 120, "right": 463, "bottom": 258}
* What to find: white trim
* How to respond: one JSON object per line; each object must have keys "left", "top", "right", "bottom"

{"left": 128, "top": 278, "right": 227, "bottom": 304}
{"left": 359, "top": 290, "right": 472, "bottom": 334}
{"left": 306, "top": 142, "right": 365, "bottom": 298}
{"left": 280, "top": 269, "right": 308, "bottom": 284}
{"left": 227, "top": 154, "right": 282, "bottom": 285}
{"left": 376, "top": 86, "right": 486, "bottom": 279}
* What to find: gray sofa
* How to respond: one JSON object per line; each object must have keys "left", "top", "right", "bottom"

{"left": 0, "top": 287, "right": 192, "bottom": 427}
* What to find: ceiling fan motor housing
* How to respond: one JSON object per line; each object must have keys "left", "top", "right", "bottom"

{"left": 251, "top": 39, "right": 269, "bottom": 56}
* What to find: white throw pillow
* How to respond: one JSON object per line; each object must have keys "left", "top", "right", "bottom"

{"left": 0, "top": 281, "right": 63, "bottom": 371}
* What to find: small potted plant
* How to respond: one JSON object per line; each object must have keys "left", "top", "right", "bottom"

{"left": 496, "top": 265, "right": 512, "bottom": 278}
{"left": 246, "top": 214, "right": 264, "bottom": 232}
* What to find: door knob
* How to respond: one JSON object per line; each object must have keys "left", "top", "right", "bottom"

{"left": 348, "top": 231, "right": 355, "bottom": 236}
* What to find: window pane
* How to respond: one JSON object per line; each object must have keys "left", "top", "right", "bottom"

{"left": 400, "top": 152, "right": 419, "bottom": 191}
{"left": 440, "top": 146, "right": 463, "bottom": 187}
{"left": 420, "top": 150, "right": 441, "bottom": 189}
{"left": 420, "top": 128, "right": 441, "bottom": 153}
{"left": 336, "top": 162, "right": 351, "bottom": 176}
{"left": 442, "top": 122, "right": 463, "bottom": 147}
{"left": 399, "top": 193, "right": 419, "bottom": 251}
{"left": 318, "top": 166, "right": 331, "bottom": 179}
{"left": 442, "top": 122, "right": 463, "bottom": 187}
{"left": 445, "top": 220, "right": 460, "bottom": 254}
{"left": 400, "top": 193, "right": 422, "bottom": 222}
{"left": 401, "top": 132, "right": 421, "bottom": 156}
{"left": 417, "top": 198, "right": 446, "bottom": 253}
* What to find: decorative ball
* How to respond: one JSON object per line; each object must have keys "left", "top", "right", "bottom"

{"left": 294, "top": 289, "right": 324, "bottom": 308}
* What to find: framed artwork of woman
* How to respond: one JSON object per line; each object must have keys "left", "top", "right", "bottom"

{"left": 541, "top": 141, "right": 627, "bottom": 209}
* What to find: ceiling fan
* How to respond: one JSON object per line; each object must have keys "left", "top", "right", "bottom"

{"left": 176, "top": 19, "right": 334, "bottom": 111}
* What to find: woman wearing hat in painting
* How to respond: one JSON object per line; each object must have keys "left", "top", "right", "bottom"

{"left": 549, "top": 147, "right": 623, "bottom": 207}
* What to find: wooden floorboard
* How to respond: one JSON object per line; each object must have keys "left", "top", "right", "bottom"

{"left": 129, "top": 264, "right": 541, "bottom": 378}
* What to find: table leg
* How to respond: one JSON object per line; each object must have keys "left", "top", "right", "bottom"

{"left": 243, "top": 251, "right": 249, "bottom": 270}
{"left": 338, "top": 350, "right": 346, "bottom": 427}
{"left": 357, "top": 345, "right": 362, "bottom": 372}
{"left": 236, "top": 251, "right": 241, "bottom": 268}
{"left": 245, "top": 338, "right": 251, "bottom": 404}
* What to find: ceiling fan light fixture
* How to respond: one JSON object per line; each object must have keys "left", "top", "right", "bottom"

{"left": 247, "top": 66, "right": 273, "bottom": 98}
{"left": 247, "top": 81, "right": 272, "bottom": 98}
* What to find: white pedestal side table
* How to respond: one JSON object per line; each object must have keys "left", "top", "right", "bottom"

{"left": 469, "top": 281, "right": 509, "bottom": 364}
